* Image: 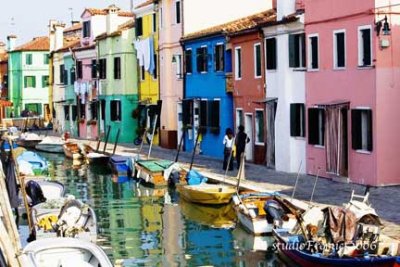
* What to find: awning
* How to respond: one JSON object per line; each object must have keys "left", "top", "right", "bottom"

{"left": 0, "top": 100, "right": 13, "bottom": 107}
{"left": 253, "top": 97, "right": 278, "bottom": 104}
{"left": 315, "top": 99, "right": 350, "bottom": 107}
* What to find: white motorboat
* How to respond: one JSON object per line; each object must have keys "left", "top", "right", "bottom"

{"left": 35, "top": 136, "right": 64, "bottom": 153}
{"left": 19, "top": 237, "right": 113, "bottom": 267}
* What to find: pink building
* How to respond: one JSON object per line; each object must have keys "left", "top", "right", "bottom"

{"left": 305, "top": 0, "right": 400, "bottom": 186}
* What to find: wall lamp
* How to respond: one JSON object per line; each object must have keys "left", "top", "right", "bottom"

{"left": 376, "top": 15, "right": 391, "bottom": 36}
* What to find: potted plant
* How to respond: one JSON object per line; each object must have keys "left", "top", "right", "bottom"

{"left": 87, "top": 119, "right": 97, "bottom": 126}
{"left": 78, "top": 118, "right": 85, "bottom": 124}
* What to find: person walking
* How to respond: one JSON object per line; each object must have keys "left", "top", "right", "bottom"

{"left": 235, "top": 125, "right": 250, "bottom": 169}
{"left": 223, "top": 128, "right": 234, "bottom": 171}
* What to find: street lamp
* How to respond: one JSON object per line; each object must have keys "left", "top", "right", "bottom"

{"left": 376, "top": 15, "right": 391, "bottom": 36}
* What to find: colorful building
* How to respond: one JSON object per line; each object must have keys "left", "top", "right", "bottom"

{"left": 96, "top": 15, "right": 139, "bottom": 143}
{"left": 7, "top": 35, "right": 50, "bottom": 119}
{"left": 305, "top": 0, "right": 400, "bottom": 186}
{"left": 230, "top": 10, "right": 275, "bottom": 164}
{"left": 262, "top": 0, "right": 306, "bottom": 172}
{"left": 0, "top": 42, "right": 12, "bottom": 121}
{"left": 158, "top": 0, "right": 183, "bottom": 149}
{"left": 133, "top": 0, "right": 161, "bottom": 146}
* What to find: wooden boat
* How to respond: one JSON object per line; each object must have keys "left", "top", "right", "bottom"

{"left": 16, "top": 132, "right": 43, "bottom": 149}
{"left": 177, "top": 182, "right": 236, "bottom": 205}
{"left": 109, "top": 155, "right": 131, "bottom": 177}
{"left": 135, "top": 159, "right": 181, "bottom": 186}
{"left": 82, "top": 144, "right": 110, "bottom": 165}
{"left": 180, "top": 198, "right": 236, "bottom": 228}
{"left": 232, "top": 192, "right": 301, "bottom": 235}
{"left": 16, "top": 151, "right": 48, "bottom": 176}
{"left": 19, "top": 237, "right": 112, "bottom": 267}
{"left": 273, "top": 228, "right": 400, "bottom": 267}
{"left": 35, "top": 136, "right": 64, "bottom": 153}
{"left": 63, "top": 141, "right": 83, "bottom": 160}
{"left": 31, "top": 198, "right": 97, "bottom": 242}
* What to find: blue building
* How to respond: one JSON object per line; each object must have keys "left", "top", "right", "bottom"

{"left": 181, "top": 31, "right": 234, "bottom": 159}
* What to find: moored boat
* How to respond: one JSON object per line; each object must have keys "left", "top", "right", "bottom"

{"left": 63, "top": 141, "right": 83, "bottom": 160}
{"left": 177, "top": 181, "right": 236, "bottom": 205}
{"left": 19, "top": 237, "right": 112, "bottom": 267}
{"left": 16, "top": 151, "right": 48, "bottom": 176}
{"left": 16, "top": 132, "right": 43, "bottom": 149}
{"left": 110, "top": 155, "right": 132, "bottom": 177}
{"left": 35, "top": 136, "right": 64, "bottom": 153}
{"left": 135, "top": 159, "right": 181, "bottom": 186}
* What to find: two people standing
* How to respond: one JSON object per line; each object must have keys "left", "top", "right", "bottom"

{"left": 223, "top": 125, "right": 250, "bottom": 171}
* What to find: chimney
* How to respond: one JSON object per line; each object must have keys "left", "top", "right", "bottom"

{"left": 54, "top": 22, "right": 66, "bottom": 50}
{"left": 106, "top": 4, "right": 121, "bottom": 34}
{"left": 49, "top": 20, "right": 57, "bottom": 52}
{"left": 277, "top": 0, "right": 295, "bottom": 20}
{"left": 7, "top": 35, "right": 17, "bottom": 51}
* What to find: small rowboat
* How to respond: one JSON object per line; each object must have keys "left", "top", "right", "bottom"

{"left": 19, "top": 237, "right": 112, "bottom": 267}
{"left": 177, "top": 183, "right": 236, "bottom": 205}
{"left": 63, "top": 142, "right": 83, "bottom": 160}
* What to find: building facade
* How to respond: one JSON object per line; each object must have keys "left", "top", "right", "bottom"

{"left": 7, "top": 36, "right": 50, "bottom": 119}
{"left": 305, "top": 0, "right": 400, "bottom": 186}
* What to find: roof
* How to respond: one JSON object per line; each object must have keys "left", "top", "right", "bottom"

{"left": 13, "top": 36, "right": 49, "bottom": 52}
{"left": 182, "top": 9, "right": 276, "bottom": 41}
{"left": 95, "top": 19, "right": 135, "bottom": 40}
{"left": 134, "top": 0, "right": 156, "bottom": 9}
{"left": 0, "top": 53, "right": 8, "bottom": 62}
{"left": 64, "top": 23, "right": 82, "bottom": 33}
{"left": 83, "top": 7, "right": 134, "bottom": 17}
{"left": 54, "top": 38, "right": 81, "bottom": 53}
{"left": 72, "top": 44, "right": 95, "bottom": 52}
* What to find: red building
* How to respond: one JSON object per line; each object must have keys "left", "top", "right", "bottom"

{"left": 0, "top": 42, "right": 11, "bottom": 121}
{"left": 230, "top": 10, "right": 276, "bottom": 164}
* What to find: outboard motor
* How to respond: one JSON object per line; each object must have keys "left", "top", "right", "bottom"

{"left": 264, "top": 199, "right": 285, "bottom": 228}
{"left": 168, "top": 170, "right": 181, "bottom": 187}
{"left": 25, "top": 180, "right": 47, "bottom": 206}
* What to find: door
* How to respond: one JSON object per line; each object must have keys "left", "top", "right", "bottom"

{"left": 245, "top": 113, "right": 253, "bottom": 161}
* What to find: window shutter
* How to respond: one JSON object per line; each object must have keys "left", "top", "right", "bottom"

{"left": 64, "top": 106, "right": 69, "bottom": 120}
{"left": 290, "top": 104, "right": 300, "bottom": 137}
{"left": 337, "top": 33, "right": 345, "bottom": 67}
{"left": 311, "top": 37, "right": 318, "bottom": 69}
{"left": 366, "top": 109, "right": 373, "bottom": 151}
{"left": 211, "top": 100, "right": 220, "bottom": 133}
{"left": 101, "top": 100, "right": 106, "bottom": 120}
{"left": 33, "top": 77, "right": 36, "bottom": 88}
{"left": 182, "top": 99, "right": 190, "bottom": 126}
{"left": 24, "top": 76, "right": 27, "bottom": 88}
{"left": 72, "top": 105, "right": 77, "bottom": 121}
{"left": 308, "top": 108, "right": 319, "bottom": 144}
{"left": 199, "top": 100, "right": 208, "bottom": 129}
{"left": 362, "top": 29, "right": 371, "bottom": 66}
{"left": 266, "top": 38, "right": 276, "bottom": 70}
{"left": 288, "top": 34, "right": 295, "bottom": 67}
{"left": 136, "top": 18, "right": 143, "bottom": 36}
{"left": 351, "top": 109, "right": 362, "bottom": 150}
{"left": 196, "top": 48, "right": 202, "bottom": 72}
{"left": 301, "top": 34, "right": 306, "bottom": 68}
{"left": 64, "top": 70, "right": 68, "bottom": 85}
{"left": 91, "top": 60, "right": 97, "bottom": 78}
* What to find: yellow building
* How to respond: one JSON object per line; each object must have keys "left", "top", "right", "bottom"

{"left": 133, "top": 0, "right": 160, "bottom": 145}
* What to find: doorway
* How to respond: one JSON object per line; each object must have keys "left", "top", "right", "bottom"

{"left": 245, "top": 113, "right": 253, "bottom": 161}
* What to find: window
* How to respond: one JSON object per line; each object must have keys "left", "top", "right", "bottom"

{"left": 255, "top": 110, "right": 265, "bottom": 144}
{"left": 289, "top": 33, "right": 306, "bottom": 68}
{"left": 71, "top": 105, "right": 77, "bottom": 121}
{"left": 175, "top": 55, "right": 182, "bottom": 78}
{"left": 24, "top": 76, "right": 36, "bottom": 88}
{"left": 265, "top": 38, "right": 277, "bottom": 70}
{"left": 42, "top": 76, "right": 49, "bottom": 87}
{"left": 79, "top": 103, "right": 86, "bottom": 119}
{"left": 70, "top": 68, "right": 76, "bottom": 84}
{"left": 308, "top": 108, "right": 325, "bottom": 146}
{"left": 91, "top": 60, "right": 97, "bottom": 78}
{"left": 25, "top": 103, "right": 41, "bottom": 115}
{"left": 114, "top": 57, "right": 121, "bottom": 79}
{"left": 185, "top": 49, "right": 192, "bottom": 74}
{"left": 136, "top": 17, "right": 143, "bottom": 37}
{"left": 26, "top": 54, "right": 33, "bottom": 65}
{"left": 140, "top": 65, "right": 145, "bottom": 81}
{"left": 64, "top": 105, "right": 69, "bottom": 120}
{"left": 236, "top": 109, "right": 244, "bottom": 129}
{"left": 59, "top": 64, "right": 65, "bottom": 84}
{"left": 100, "top": 99, "right": 106, "bottom": 120}
{"left": 110, "top": 100, "right": 121, "bottom": 121}
{"left": 182, "top": 99, "right": 193, "bottom": 127}
{"left": 308, "top": 35, "right": 319, "bottom": 70}
{"left": 235, "top": 47, "right": 242, "bottom": 79}
{"left": 63, "top": 69, "right": 68, "bottom": 85}
{"left": 99, "top": 59, "right": 107, "bottom": 79}
{"left": 333, "top": 30, "right": 346, "bottom": 68}
{"left": 175, "top": 1, "right": 181, "bottom": 24}
{"left": 153, "top": 54, "right": 158, "bottom": 79}
{"left": 290, "top": 103, "right": 305, "bottom": 137}
{"left": 352, "top": 109, "right": 372, "bottom": 151}
{"left": 208, "top": 100, "right": 220, "bottom": 133}
{"left": 90, "top": 102, "right": 98, "bottom": 120}
{"left": 214, "top": 44, "right": 224, "bottom": 72}
{"left": 254, "top": 43, "right": 262, "bottom": 78}
{"left": 83, "top": 21, "right": 91, "bottom": 38}
{"left": 77, "top": 61, "right": 83, "bottom": 79}
{"left": 358, "top": 26, "right": 372, "bottom": 67}
{"left": 152, "top": 13, "right": 157, "bottom": 33}
{"left": 43, "top": 54, "right": 50, "bottom": 65}
{"left": 199, "top": 100, "right": 208, "bottom": 129}
{"left": 196, "top": 47, "right": 208, "bottom": 73}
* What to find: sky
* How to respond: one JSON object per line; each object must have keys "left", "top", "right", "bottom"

{"left": 0, "top": 0, "right": 131, "bottom": 45}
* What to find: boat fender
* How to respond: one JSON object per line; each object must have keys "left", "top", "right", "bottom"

{"left": 232, "top": 195, "right": 240, "bottom": 205}
{"left": 248, "top": 209, "right": 257, "bottom": 219}
{"left": 25, "top": 180, "right": 47, "bottom": 206}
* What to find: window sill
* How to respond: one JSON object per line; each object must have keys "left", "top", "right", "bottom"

{"left": 355, "top": 149, "right": 372, "bottom": 155}
{"left": 255, "top": 142, "right": 265, "bottom": 146}
{"left": 235, "top": 78, "right": 242, "bottom": 81}
{"left": 293, "top": 136, "right": 306, "bottom": 140}
{"left": 266, "top": 69, "right": 277, "bottom": 73}
{"left": 333, "top": 67, "right": 346, "bottom": 71}
{"left": 292, "top": 68, "right": 306, "bottom": 72}
{"left": 357, "top": 65, "right": 374, "bottom": 70}
{"left": 314, "top": 145, "right": 325, "bottom": 149}
{"left": 254, "top": 76, "right": 262, "bottom": 79}
{"left": 200, "top": 71, "right": 208, "bottom": 74}
{"left": 307, "top": 68, "right": 319, "bottom": 72}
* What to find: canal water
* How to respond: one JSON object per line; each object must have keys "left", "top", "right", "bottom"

{"left": 33, "top": 151, "right": 290, "bottom": 267}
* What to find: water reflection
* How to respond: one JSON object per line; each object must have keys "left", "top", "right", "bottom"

{"left": 36, "top": 151, "right": 290, "bottom": 266}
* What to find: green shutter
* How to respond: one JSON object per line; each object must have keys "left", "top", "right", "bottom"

{"left": 288, "top": 35, "right": 295, "bottom": 67}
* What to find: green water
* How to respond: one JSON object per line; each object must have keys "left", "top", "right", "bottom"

{"left": 37, "top": 152, "right": 289, "bottom": 267}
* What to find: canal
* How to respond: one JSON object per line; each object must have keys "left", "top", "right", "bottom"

{"left": 33, "top": 151, "right": 289, "bottom": 267}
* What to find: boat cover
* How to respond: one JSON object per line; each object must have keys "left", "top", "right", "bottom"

{"left": 324, "top": 206, "right": 357, "bottom": 244}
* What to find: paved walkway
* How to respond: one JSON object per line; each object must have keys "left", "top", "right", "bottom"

{"left": 81, "top": 138, "right": 400, "bottom": 239}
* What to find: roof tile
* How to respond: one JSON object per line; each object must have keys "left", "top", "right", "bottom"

{"left": 13, "top": 36, "right": 49, "bottom": 52}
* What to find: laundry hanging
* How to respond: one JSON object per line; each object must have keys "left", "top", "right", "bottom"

{"left": 74, "top": 81, "right": 80, "bottom": 95}
{"left": 133, "top": 36, "right": 155, "bottom": 74}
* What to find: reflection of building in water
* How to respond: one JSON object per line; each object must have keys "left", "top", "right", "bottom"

{"left": 161, "top": 190, "right": 186, "bottom": 266}
{"left": 90, "top": 172, "right": 143, "bottom": 261}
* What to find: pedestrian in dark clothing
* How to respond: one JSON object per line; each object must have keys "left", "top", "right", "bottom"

{"left": 235, "top": 125, "right": 250, "bottom": 169}
{"left": 223, "top": 128, "right": 234, "bottom": 171}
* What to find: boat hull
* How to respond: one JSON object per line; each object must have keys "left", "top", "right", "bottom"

{"left": 63, "top": 144, "right": 83, "bottom": 160}
{"left": 177, "top": 184, "right": 236, "bottom": 205}
{"left": 16, "top": 139, "right": 42, "bottom": 149}
{"left": 35, "top": 144, "right": 64, "bottom": 153}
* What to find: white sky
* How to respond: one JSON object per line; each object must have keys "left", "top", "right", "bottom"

{"left": 0, "top": 0, "right": 131, "bottom": 45}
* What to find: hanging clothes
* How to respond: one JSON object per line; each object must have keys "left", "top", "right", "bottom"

{"left": 133, "top": 40, "right": 145, "bottom": 67}
{"left": 134, "top": 37, "right": 154, "bottom": 73}
{"left": 74, "top": 81, "right": 80, "bottom": 95}
{"left": 80, "top": 82, "right": 87, "bottom": 104}
{"left": 148, "top": 36, "right": 155, "bottom": 75}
